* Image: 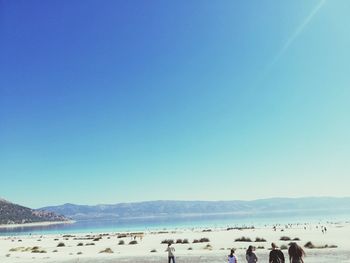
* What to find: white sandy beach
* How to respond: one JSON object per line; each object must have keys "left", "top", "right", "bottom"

{"left": 1, "top": 221, "right": 350, "bottom": 263}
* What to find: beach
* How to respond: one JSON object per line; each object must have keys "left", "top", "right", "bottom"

{"left": 1, "top": 221, "right": 349, "bottom": 263}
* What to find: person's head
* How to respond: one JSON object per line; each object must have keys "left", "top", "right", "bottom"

{"left": 288, "top": 242, "right": 305, "bottom": 259}
{"left": 271, "top": 242, "right": 278, "bottom": 249}
{"left": 230, "top": 248, "right": 235, "bottom": 255}
{"left": 168, "top": 243, "right": 171, "bottom": 247}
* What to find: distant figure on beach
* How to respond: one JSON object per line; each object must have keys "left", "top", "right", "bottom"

{"left": 246, "top": 245, "right": 258, "bottom": 263}
{"left": 288, "top": 242, "right": 305, "bottom": 263}
{"left": 228, "top": 248, "right": 237, "bottom": 263}
{"left": 269, "top": 243, "right": 285, "bottom": 263}
{"left": 166, "top": 243, "right": 175, "bottom": 263}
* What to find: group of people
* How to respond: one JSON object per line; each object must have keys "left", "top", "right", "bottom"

{"left": 166, "top": 241, "right": 305, "bottom": 263}
{"left": 228, "top": 242, "right": 305, "bottom": 263}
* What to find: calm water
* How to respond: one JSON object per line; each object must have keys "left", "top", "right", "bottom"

{"left": 1, "top": 210, "right": 349, "bottom": 236}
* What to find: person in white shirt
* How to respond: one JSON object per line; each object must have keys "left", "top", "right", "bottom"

{"left": 166, "top": 243, "right": 175, "bottom": 263}
{"left": 228, "top": 248, "right": 238, "bottom": 263}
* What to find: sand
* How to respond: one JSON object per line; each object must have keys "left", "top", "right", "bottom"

{"left": 1, "top": 221, "right": 350, "bottom": 263}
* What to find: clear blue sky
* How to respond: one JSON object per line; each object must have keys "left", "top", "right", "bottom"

{"left": 1, "top": 0, "right": 349, "bottom": 208}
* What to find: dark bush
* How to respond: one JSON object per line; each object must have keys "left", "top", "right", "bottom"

{"left": 235, "top": 237, "right": 252, "bottom": 242}
{"left": 280, "top": 236, "right": 291, "bottom": 241}
{"left": 161, "top": 239, "right": 174, "bottom": 244}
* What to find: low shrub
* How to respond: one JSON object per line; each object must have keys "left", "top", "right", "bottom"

{"left": 99, "top": 248, "right": 113, "bottom": 253}
{"left": 304, "top": 242, "right": 314, "bottom": 249}
{"left": 161, "top": 239, "right": 174, "bottom": 244}
{"left": 235, "top": 237, "right": 252, "bottom": 242}
{"left": 280, "top": 236, "right": 291, "bottom": 241}
{"left": 280, "top": 245, "right": 288, "bottom": 250}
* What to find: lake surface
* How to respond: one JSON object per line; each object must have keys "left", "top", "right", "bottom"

{"left": 1, "top": 210, "right": 349, "bottom": 236}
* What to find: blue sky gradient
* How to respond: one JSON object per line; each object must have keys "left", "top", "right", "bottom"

{"left": 1, "top": 0, "right": 349, "bottom": 208}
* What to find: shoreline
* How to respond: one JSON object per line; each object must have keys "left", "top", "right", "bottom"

{"left": 0, "top": 220, "right": 75, "bottom": 229}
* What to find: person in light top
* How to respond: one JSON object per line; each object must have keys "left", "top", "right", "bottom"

{"left": 166, "top": 243, "right": 175, "bottom": 263}
{"left": 228, "top": 248, "right": 238, "bottom": 263}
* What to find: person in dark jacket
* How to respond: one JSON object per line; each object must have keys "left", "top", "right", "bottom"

{"left": 269, "top": 243, "right": 285, "bottom": 263}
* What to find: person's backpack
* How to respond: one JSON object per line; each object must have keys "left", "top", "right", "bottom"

{"left": 271, "top": 256, "right": 281, "bottom": 263}
{"left": 271, "top": 250, "right": 284, "bottom": 263}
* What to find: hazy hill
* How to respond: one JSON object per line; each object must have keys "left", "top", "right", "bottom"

{"left": 40, "top": 197, "right": 350, "bottom": 221}
{"left": 0, "top": 198, "right": 68, "bottom": 225}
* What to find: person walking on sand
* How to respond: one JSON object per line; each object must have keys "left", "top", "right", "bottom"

{"left": 288, "top": 242, "right": 305, "bottom": 263}
{"left": 228, "top": 248, "right": 238, "bottom": 263}
{"left": 166, "top": 243, "right": 175, "bottom": 263}
{"left": 269, "top": 243, "right": 285, "bottom": 263}
{"left": 246, "top": 245, "right": 258, "bottom": 263}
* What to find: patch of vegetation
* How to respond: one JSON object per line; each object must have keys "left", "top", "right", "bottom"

{"left": 235, "top": 237, "right": 252, "bottom": 242}
{"left": 280, "top": 245, "right": 288, "bottom": 250}
{"left": 161, "top": 239, "right": 174, "bottom": 244}
{"left": 204, "top": 243, "right": 212, "bottom": 250}
{"left": 129, "top": 240, "right": 138, "bottom": 245}
{"left": 99, "top": 248, "right": 114, "bottom": 253}
{"left": 280, "top": 236, "right": 291, "bottom": 241}
{"left": 304, "top": 242, "right": 338, "bottom": 249}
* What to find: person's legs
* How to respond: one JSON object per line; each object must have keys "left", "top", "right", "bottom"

{"left": 171, "top": 256, "right": 175, "bottom": 263}
{"left": 168, "top": 257, "right": 171, "bottom": 263}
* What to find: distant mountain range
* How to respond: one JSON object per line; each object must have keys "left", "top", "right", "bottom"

{"left": 40, "top": 197, "right": 350, "bottom": 221}
{"left": 0, "top": 198, "right": 68, "bottom": 225}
